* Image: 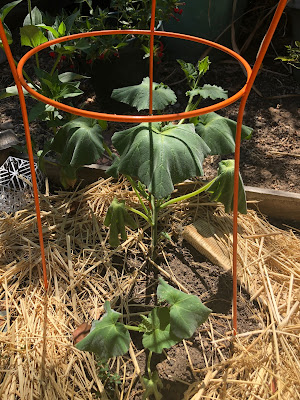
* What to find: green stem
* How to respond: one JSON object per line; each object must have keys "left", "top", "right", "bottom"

{"left": 50, "top": 53, "right": 62, "bottom": 76}
{"left": 147, "top": 351, "right": 153, "bottom": 379}
{"left": 150, "top": 195, "right": 158, "bottom": 258}
{"left": 160, "top": 177, "right": 217, "bottom": 209}
{"left": 13, "top": 59, "right": 39, "bottom": 90}
{"left": 123, "top": 324, "right": 144, "bottom": 332}
{"left": 103, "top": 142, "right": 113, "bottom": 158}
{"left": 178, "top": 72, "right": 203, "bottom": 125}
{"left": 126, "top": 175, "right": 150, "bottom": 219}
{"left": 27, "top": 0, "right": 33, "bottom": 24}
{"left": 126, "top": 206, "right": 151, "bottom": 224}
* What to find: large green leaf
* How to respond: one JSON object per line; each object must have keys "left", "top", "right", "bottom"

{"left": 51, "top": 117, "right": 105, "bottom": 169}
{"left": 75, "top": 301, "right": 130, "bottom": 360}
{"left": 187, "top": 84, "right": 228, "bottom": 100}
{"left": 0, "top": 0, "right": 22, "bottom": 21}
{"left": 0, "top": 0, "right": 22, "bottom": 47}
{"left": 20, "top": 25, "right": 48, "bottom": 48}
{"left": 207, "top": 159, "right": 247, "bottom": 214}
{"left": 157, "top": 279, "right": 211, "bottom": 339}
{"left": 23, "top": 6, "right": 43, "bottom": 26}
{"left": 111, "top": 77, "right": 177, "bottom": 111}
{"left": 195, "top": 112, "right": 252, "bottom": 155}
{"left": 142, "top": 307, "right": 180, "bottom": 353}
{"left": 111, "top": 122, "right": 210, "bottom": 199}
{"left": 104, "top": 198, "right": 137, "bottom": 247}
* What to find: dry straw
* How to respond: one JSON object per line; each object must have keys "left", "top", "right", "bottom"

{"left": 0, "top": 178, "right": 299, "bottom": 399}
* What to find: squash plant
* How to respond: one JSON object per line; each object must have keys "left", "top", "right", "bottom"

{"left": 104, "top": 57, "right": 252, "bottom": 253}
{"left": 76, "top": 278, "right": 212, "bottom": 400}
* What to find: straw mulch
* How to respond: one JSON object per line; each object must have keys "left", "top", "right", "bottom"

{"left": 0, "top": 178, "right": 299, "bottom": 399}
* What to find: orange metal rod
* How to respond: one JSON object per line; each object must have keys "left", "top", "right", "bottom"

{"left": 232, "top": 0, "right": 287, "bottom": 334}
{"left": 17, "top": 30, "right": 252, "bottom": 123}
{"left": 0, "top": 19, "right": 48, "bottom": 290}
{"left": 149, "top": 0, "right": 157, "bottom": 115}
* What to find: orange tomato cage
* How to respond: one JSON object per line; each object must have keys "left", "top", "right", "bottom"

{"left": 0, "top": 0, "right": 288, "bottom": 334}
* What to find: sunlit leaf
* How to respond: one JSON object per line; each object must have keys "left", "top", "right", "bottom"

{"left": 142, "top": 307, "right": 179, "bottom": 353}
{"left": 111, "top": 77, "right": 176, "bottom": 111}
{"left": 23, "top": 6, "right": 43, "bottom": 26}
{"left": 187, "top": 84, "right": 228, "bottom": 100}
{"left": 0, "top": 0, "right": 22, "bottom": 21}
{"left": 157, "top": 279, "right": 211, "bottom": 339}
{"left": 20, "top": 25, "right": 48, "bottom": 48}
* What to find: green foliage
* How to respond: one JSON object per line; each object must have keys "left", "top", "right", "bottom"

{"left": 0, "top": 0, "right": 23, "bottom": 47}
{"left": 20, "top": 25, "right": 48, "bottom": 48}
{"left": 75, "top": 301, "right": 131, "bottom": 359}
{"left": 96, "top": 360, "right": 121, "bottom": 398}
{"left": 207, "top": 159, "right": 247, "bottom": 214}
{"left": 142, "top": 372, "right": 163, "bottom": 400}
{"left": 276, "top": 41, "right": 300, "bottom": 67}
{"left": 111, "top": 77, "right": 177, "bottom": 111}
{"left": 23, "top": 6, "right": 43, "bottom": 26}
{"left": 142, "top": 307, "right": 180, "bottom": 353}
{"left": 195, "top": 112, "right": 252, "bottom": 155}
{"left": 76, "top": 279, "right": 211, "bottom": 359}
{"left": 34, "top": 68, "right": 83, "bottom": 101}
{"left": 110, "top": 122, "right": 210, "bottom": 199}
{"left": 187, "top": 84, "right": 228, "bottom": 101}
{"left": 104, "top": 198, "right": 137, "bottom": 247}
{"left": 75, "top": 279, "right": 210, "bottom": 398}
{"left": 157, "top": 278, "right": 212, "bottom": 338}
{"left": 178, "top": 57, "right": 211, "bottom": 88}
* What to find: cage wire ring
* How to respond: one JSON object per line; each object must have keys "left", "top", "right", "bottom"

{"left": 17, "top": 29, "right": 252, "bottom": 123}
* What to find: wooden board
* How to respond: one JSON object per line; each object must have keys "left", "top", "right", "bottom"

{"left": 245, "top": 186, "right": 300, "bottom": 222}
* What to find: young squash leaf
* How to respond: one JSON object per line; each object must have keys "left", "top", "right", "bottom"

{"left": 157, "top": 279, "right": 211, "bottom": 339}
{"left": 142, "top": 307, "right": 180, "bottom": 353}
{"left": 177, "top": 56, "right": 210, "bottom": 88}
{"left": 207, "top": 159, "right": 247, "bottom": 214}
{"left": 187, "top": 84, "right": 228, "bottom": 101}
{"left": 104, "top": 198, "right": 137, "bottom": 247}
{"left": 195, "top": 112, "right": 252, "bottom": 155}
{"left": 111, "top": 77, "right": 176, "bottom": 111}
{"left": 111, "top": 122, "right": 210, "bottom": 199}
{"left": 75, "top": 301, "right": 130, "bottom": 360}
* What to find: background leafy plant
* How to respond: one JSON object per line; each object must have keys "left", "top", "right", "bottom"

{"left": 0, "top": 1, "right": 107, "bottom": 187}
